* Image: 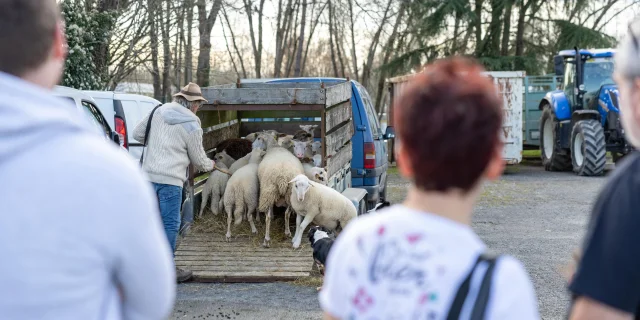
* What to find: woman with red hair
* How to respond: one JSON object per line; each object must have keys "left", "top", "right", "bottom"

{"left": 319, "top": 57, "right": 539, "bottom": 320}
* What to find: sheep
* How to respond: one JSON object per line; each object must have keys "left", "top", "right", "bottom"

{"left": 303, "top": 163, "right": 327, "bottom": 185}
{"left": 292, "top": 130, "right": 313, "bottom": 142}
{"left": 252, "top": 132, "right": 279, "bottom": 150}
{"left": 223, "top": 147, "right": 267, "bottom": 241}
{"left": 292, "top": 139, "right": 314, "bottom": 159}
{"left": 214, "top": 149, "right": 236, "bottom": 168}
{"left": 199, "top": 156, "right": 232, "bottom": 218}
{"left": 288, "top": 174, "right": 357, "bottom": 248}
{"left": 257, "top": 146, "right": 305, "bottom": 247}
{"left": 277, "top": 135, "right": 294, "bottom": 152}
{"left": 228, "top": 152, "right": 252, "bottom": 174}
{"left": 246, "top": 130, "right": 279, "bottom": 143}
{"left": 312, "top": 154, "right": 322, "bottom": 167}
{"left": 215, "top": 138, "right": 252, "bottom": 160}
{"left": 299, "top": 124, "right": 318, "bottom": 137}
{"left": 311, "top": 141, "right": 322, "bottom": 155}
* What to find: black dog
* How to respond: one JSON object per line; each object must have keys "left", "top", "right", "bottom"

{"left": 308, "top": 226, "right": 336, "bottom": 290}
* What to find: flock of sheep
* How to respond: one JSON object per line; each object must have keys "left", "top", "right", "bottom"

{"left": 199, "top": 125, "right": 357, "bottom": 248}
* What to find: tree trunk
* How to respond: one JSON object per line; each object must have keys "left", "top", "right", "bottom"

{"left": 196, "top": 0, "right": 223, "bottom": 86}
{"left": 451, "top": 9, "right": 462, "bottom": 55}
{"left": 515, "top": 0, "right": 532, "bottom": 58}
{"left": 176, "top": 1, "right": 185, "bottom": 89}
{"left": 221, "top": 16, "right": 240, "bottom": 77}
{"left": 222, "top": 5, "right": 247, "bottom": 78}
{"left": 328, "top": 1, "right": 339, "bottom": 77}
{"left": 148, "top": 0, "right": 161, "bottom": 101}
{"left": 185, "top": 0, "right": 194, "bottom": 84}
{"left": 374, "top": 1, "right": 406, "bottom": 113}
{"left": 361, "top": 0, "right": 393, "bottom": 87}
{"left": 274, "top": 0, "right": 294, "bottom": 77}
{"left": 161, "top": 0, "right": 172, "bottom": 102}
{"left": 301, "top": 1, "right": 327, "bottom": 75}
{"left": 501, "top": 0, "right": 513, "bottom": 56}
{"left": 243, "top": 0, "right": 266, "bottom": 78}
{"left": 347, "top": 0, "right": 358, "bottom": 81}
{"left": 293, "top": 0, "right": 307, "bottom": 77}
{"left": 285, "top": 1, "right": 301, "bottom": 77}
{"left": 474, "top": 0, "right": 483, "bottom": 55}
{"left": 335, "top": 20, "right": 347, "bottom": 78}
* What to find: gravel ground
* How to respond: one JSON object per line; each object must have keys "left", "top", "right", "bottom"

{"left": 172, "top": 162, "right": 608, "bottom": 320}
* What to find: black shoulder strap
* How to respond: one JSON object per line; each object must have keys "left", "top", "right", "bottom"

{"left": 446, "top": 253, "right": 499, "bottom": 320}
{"left": 139, "top": 104, "right": 163, "bottom": 166}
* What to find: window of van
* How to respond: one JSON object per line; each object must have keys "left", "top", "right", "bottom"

{"left": 357, "top": 84, "right": 381, "bottom": 137}
{"left": 120, "top": 100, "right": 141, "bottom": 143}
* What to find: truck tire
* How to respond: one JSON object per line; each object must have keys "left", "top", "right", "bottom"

{"left": 540, "top": 105, "right": 571, "bottom": 171}
{"left": 570, "top": 120, "right": 606, "bottom": 176}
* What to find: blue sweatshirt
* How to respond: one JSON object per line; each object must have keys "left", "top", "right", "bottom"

{"left": 0, "top": 72, "right": 175, "bottom": 319}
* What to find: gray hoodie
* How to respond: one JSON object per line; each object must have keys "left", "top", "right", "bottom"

{"left": 133, "top": 102, "right": 213, "bottom": 187}
{"left": 0, "top": 72, "right": 175, "bottom": 319}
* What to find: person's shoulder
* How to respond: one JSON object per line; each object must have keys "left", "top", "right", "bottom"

{"left": 489, "top": 255, "right": 539, "bottom": 318}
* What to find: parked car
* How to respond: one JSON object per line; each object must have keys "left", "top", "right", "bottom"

{"left": 83, "top": 91, "right": 162, "bottom": 161}
{"left": 52, "top": 86, "right": 122, "bottom": 148}
{"left": 240, "top": 77, "right": 393, "bottom": 210}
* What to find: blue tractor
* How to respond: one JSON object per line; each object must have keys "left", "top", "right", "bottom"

{"left": 539, "top": 47, "right": 631, "bottom": 176}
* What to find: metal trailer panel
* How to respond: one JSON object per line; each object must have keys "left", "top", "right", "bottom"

{"left": 386, "top": 71, "right": 525, "bottom": 165}
{"left": 523, "top": 75, "right": 560, "bottom": 147}
{"left": 486, "top": 71, "right": 524, "bottom": 165}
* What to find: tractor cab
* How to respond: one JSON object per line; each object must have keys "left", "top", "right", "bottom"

{"left": 539, "top": 47, "right": 630, "bottom": 176}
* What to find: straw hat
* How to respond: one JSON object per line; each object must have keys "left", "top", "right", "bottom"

{"left": 173, "top": 82, "right": 208, "bottom": 103}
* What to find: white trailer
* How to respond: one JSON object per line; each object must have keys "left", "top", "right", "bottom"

{"left": 386, "top": 70, "right": 525, "bottom": 165}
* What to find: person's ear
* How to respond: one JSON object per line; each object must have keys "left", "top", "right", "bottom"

{"left": 395, "top": 141, "right": 413, "bottom": 179}
{"left": 484, "top": 143, "right": 505, "bottom": 181}
{"left": 53, "top": 21, "right": 67, "bottom": 61}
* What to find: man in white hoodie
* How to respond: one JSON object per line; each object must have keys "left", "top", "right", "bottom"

{"left": 133, "top": 82, "right": 215, "bottom": 283}
{"left": 0, "top": 0, "right": 175, "bottom": 319}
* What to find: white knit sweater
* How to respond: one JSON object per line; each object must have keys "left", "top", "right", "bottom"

{"left": 133, "top": 102, "right": 214, "bottom": 187}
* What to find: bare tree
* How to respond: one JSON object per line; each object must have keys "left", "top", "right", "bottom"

{"left": 160, "top": 0, "right": 172, "bottom": 101}
{"left": 328, "top": 1, "right": 339, "bottom": 77}
{"left": 243, "top": 0, "right": 266, "bottom": 78}
{"left": 148, "top": 0, "right": 161, "bottom": 100}
{"left": 221, "top": 4, "right": 247, "bottom": 78}
{"left": 293, "top": 0, "right": 307, "bottom": 77}
{"left": 184, "top": 0, "right": 194, "bottom": 84}
{"left": 374, "top": 0, "right": 406, "bottom": 113}
{"left": 196, "top": 0, "right": 223, "bottom": 86}
{"left": 274, "top": 0, "right": 296, "bottom": 77}
{"left": 360, "top": 0, "right": 394, "bottom": 87}
{"left": 301, "top": 1, "right": 328, "bottom": 75}
{"left": 347, "top": 0, "right": 358, "bottom": 81}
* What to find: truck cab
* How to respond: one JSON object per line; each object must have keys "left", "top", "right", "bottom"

{"left": 244, "top": 77, "right": 394, "bottom": 210}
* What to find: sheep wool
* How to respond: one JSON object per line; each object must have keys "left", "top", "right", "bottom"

{"left": 215, "top": 138, "right": 252, "bottom": 160}
{"left": 199, "top": 158, "right": 231, "bottom": 218}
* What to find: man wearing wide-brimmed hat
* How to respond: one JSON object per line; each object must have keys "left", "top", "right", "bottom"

{"left": 134, "top": 82, "right": 215, "bottom": 282}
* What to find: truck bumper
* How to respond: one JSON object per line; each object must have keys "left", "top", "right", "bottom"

{"left": 363, "top": 184, "right": 380, "bottom": 204}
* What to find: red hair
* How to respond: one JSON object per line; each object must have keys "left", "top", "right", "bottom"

{"left": 394, "top": 57, "right": 503, "bottom": 193}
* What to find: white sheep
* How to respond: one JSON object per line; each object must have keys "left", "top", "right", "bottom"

{"left": 299, "top": 124, "right": 318, "bottom": 137}
{"left": 312, "top": 154, "right": 322, "bottom": 167}
{"left": 252, "top": 132, "right": 279, "bottom": 150}
{"left": 257, "top": 146, "right": 305, "bottom": 247}
{"left": 228, "top": 152, "right": 251, "bottom": 174}
{"left": 303, "top": 162, "right": 327, "bottom": 185}
{"left": 292, "top": 139, "right": 313, "bottom": 159}
{"left": 246, "top": 130, "right": 279, "bottom": 142}
{"left": 311, "top": 141, "right": 322, "bottom": 155}
{"left": 199, "top": 157, "right": 232, "bottom": 218}
{"left": 288, "top": 174, "right": 357, "bottom": 248}
{"left": 215, "top": 149, "right": 236, "bottom": 168}
{"left": 223, "top": 148, "right": 266, "bottom": 241}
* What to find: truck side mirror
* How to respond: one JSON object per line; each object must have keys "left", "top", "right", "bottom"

{"left": 554, "top": 56, "right": 564, "bottom": 77}
{"left": 383, "top": 126, "right": 395, "bottom": 140}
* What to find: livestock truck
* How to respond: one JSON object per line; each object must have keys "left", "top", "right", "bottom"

{"left": 386, "top": 71, "right": 525, "bottom": 165}
{"left": 174, "top": 79, "right": 392, "bottom": 282}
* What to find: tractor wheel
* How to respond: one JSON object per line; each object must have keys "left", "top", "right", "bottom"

{"left": 570, "top": 120, "right": 606, "bottom": 176}
{"left": 540, "top": 105, "right": 571, "bottom": 171}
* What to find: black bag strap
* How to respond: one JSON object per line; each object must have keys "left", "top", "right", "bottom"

{"left": 139, "top": 104, "right": 163, "bottom": 166}
{"left": 446, "top": 253, "right": 500, "bottom": 320}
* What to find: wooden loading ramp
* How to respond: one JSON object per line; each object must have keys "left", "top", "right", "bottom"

{"left": 175, "top": 233, "right": 315, "bottom": 283}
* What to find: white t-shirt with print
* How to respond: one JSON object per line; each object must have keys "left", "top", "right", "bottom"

{"left": 319, "top": 205, "right": 539, "bottom": 320}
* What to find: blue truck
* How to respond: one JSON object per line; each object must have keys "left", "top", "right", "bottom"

{"left": 523, "top": 48, "right": 632, "bottom": 176}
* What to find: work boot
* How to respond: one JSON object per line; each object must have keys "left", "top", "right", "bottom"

{"left": 176, "top": 267, "right": 193, "bottom": 283}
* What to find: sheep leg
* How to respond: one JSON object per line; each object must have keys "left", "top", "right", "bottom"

{"left": 210, "top": 192, "right": 221, "bottom": 215}
{"left": 247, "top": 201, "right": 258, "bottom": 234}
{"left": 263, "top": 206, "right": 272, "bottom": 248}
{"left": 292, "top": 214, "right": 302, "bottom": 244}
{"left": 199, "top": 187, "right": 210, "bottom": 218}
{"left": 284, "top": 207, "right": 292, "bottom": 238}
{"left": 293, "top": 214, "right": 316, "bottom": 249}
{"left": 255, "top": 211, "right": 261, "bottom": 225}
{"left": 226, "top": 205, "right": 233, "bottom": 242}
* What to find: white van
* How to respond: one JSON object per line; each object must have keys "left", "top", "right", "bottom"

{"left": 84, "top": 91, "right": 162, "bottom": 161}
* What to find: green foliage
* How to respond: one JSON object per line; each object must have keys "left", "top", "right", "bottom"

{"left": 553, "top": 19, "right": 617, "bottom": 52}
{"left": 60, "top": 1, "right": 116, "bottom": 90}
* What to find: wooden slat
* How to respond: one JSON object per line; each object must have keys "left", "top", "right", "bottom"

{"left": 200, "top": 104, "right": 325, "bottom": 111}
{"left": 201, "top": 87, "right": 326, "bottom": 105}
{"left": 326, "top": 101, "right": 352, "bottom": 132}
{"left": 177, "top": 265, "right": 312, "bottom": 272}
{"left": 201, "top": 122, "right": 240, "bottom": 151}
{"left": 177, "top": 255, "right": 311, "bottom": 262}
{"left": 238, "top": 110, "right": 320, "bottom": 119}
{"left": 239, "top": 82, "right": 325, "bottom": 89}
{"left": 239, "top": 121, "right": 320, "bottom": 137}
{"left": 325, "top": 121, "right": 354, "bottom": 157}
{"left": 325, "top": 82, "right": 351, "bottom": 107}
{"left": 326, "top": 141, "right": 352, "bottom": 178}
{"left": 191, "top": 272, "right": 310, "bottom": 283}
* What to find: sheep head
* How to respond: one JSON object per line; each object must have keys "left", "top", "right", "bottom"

{"left": 289, "top": 174, "right": 314, "bottom": 202}
{"left": 277, "top": 135, "right": 294, "bottom": 149}
{"left": 249, "top": 147, "right": 267, "bottom": 163}
{"left": 310, "top": 167, "right": 327, "bottom": 185}
{"left": 214, "top": 150, "right": 234, "bottom": 168}
{"left": 252, "top": 133, "right": 277, "bottom": 151}
{"left": 293, "top": 140, "right": 312, "bottom": 159}
{"left": 299, "top": 124, "right": 318, "bottom": 136}
{"left": 311, "top": 141, "right": 322, "bottom": 155}
{"left": 312, "top": 154, "right": 322, "bottom": 167}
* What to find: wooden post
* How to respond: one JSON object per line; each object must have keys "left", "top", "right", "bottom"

{"left": 321, "top": 109, "right": 327, "bottom": 167}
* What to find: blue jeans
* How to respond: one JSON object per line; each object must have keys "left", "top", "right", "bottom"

{"left": 152, "top": 183, "right": 183, "bottom": 254}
